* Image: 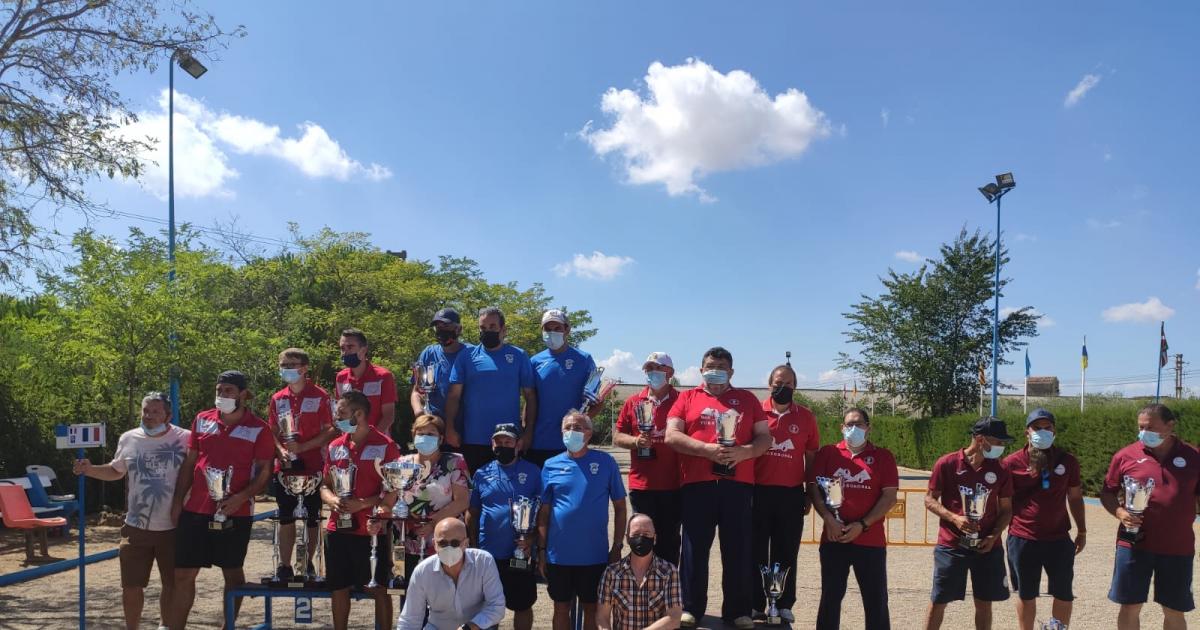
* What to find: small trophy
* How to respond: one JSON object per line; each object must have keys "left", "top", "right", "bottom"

{"left": 368, "top": 532, "right": 380, "bottom": 588}
{"left": 330, "top": 463, "right": 358, "bottom": 530}
{"left": 277, "top": 399, "right": 300, "bottom": 469}
{"left": 204, "top": 465, "right": 234, "bottom": 530}
{"left": 1118, "top": 476, "right": 1155, "bottom": 543}
{"left": 380, "top": 459, "right": 422, "bottom": 595}
{"left": 580, "top": 367, "right": 618, "bottom": 413}
{"left": 759, "top": 562, "right": 790, "bottom": 626}
{"left": 509, "top": 496, "right": 539, "bottom": 571}
{"left": 634, "top": 400, "right": 657, "bottom": 459}
{"left": 411, "top": 363, "right": 436, "bottom": 415}
{"left": 1040, "top": 619, "right": 1067, "bottom": 630}
{"left": 279, "top": 473, "right": 321, "bottom": 586}
{"left": 816, "top": 476, "right": 845, "bottom": 524}
{"left": 958, "top": 483, "right": 992, "bottom": 549}
{"left": 711, "top": 409, "right": 742, "bottom": 477}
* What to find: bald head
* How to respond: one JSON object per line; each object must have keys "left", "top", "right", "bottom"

{"left": 435, "top": 517, "right": 467, "bottom": 541}
{"left": 628, "top": 513, "right": 656, "bottom": 538}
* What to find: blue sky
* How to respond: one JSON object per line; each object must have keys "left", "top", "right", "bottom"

{"left": 41, "top": 2, "right": 1200, "bottom": 396}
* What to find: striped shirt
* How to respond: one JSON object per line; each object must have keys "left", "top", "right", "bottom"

{"left": 598, "top": 555, "right": 681, "bottom": 630}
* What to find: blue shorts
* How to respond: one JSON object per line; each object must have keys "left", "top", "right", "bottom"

{"left": 1006, "top": 535, "right": 1075, "bottom": 601}
{"left": 1108, "top": 545, "right": 1195, "bottom": 612}
{"left": 931, "top": 544, "right": 1010, "bottom": 604}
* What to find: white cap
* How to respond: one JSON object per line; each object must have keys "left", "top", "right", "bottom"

{"left": 541, "top": 309, "right": 568, "bottom": 327}
{"left": 642, "top": 352, "right": 674, "bottom": 370}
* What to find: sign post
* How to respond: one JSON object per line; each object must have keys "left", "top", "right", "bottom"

{"left": 55, "top": 423, "right": 107, "bottom": 630}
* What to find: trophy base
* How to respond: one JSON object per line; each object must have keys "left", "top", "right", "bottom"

{"left": 336, "top": 517, "right": 354, "bottom": 531}
{"left": 1117, "top": 528, "right": 1144, "bottom": 544}
{"left": 208, "top": 519, "right": 232, "bottom": 531}
{"left": 509, "top": 557, "right": 531, "bottom": 571}
{"left": 765, "top": 615, "right": 782, "bottom": 626}
{"left": 262, "top": 577, "right": 313, "bottom": 589}
{"left": 711, "top": 462, "right": 735, "bottom": 477}
{"left": 958, "top": 535, "right": 981, "bottom": 550}
{"left": 637, "top": 448, "right": 656, "bottom": 460}
{"left": 387, "top": 576, "right": 407, "bottom": 597}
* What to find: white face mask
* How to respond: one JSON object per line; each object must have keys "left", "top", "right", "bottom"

{"left": 983, "top": 444, "right": 1005, "bottom": 459}
{"left": 215, "top": 396, "right": 237, "bottom": 414}
{"left": 542, "top": 330, "right": 566, "bottom": 351}
{"left": 437, "top": 544, "right": 464, "bottom": 566}
{"left": 842, "top": 425, "right": 867, "bottom": 448}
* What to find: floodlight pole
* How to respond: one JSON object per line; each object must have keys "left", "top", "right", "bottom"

{"left": 990, "top": 193, "right": 1001, "bottom": 416}
{"left": 168, "top": 53, "right": 180, "bottom": 425}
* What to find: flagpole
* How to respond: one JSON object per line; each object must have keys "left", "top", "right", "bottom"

{"left": 1080, "top": 335, "right": 1086, "bottom": 413}
{"left": 1156, "top": 321, "right": 1164, "bottom": 402}
{"left": 1023, "top": 349, "right": 1029, "bottom": 414}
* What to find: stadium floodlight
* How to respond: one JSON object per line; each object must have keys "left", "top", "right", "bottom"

{"left": 177, "top": 52, "right": 208, "bottom": 79}
{"left": 995, "top": 172, "right": 1015, "bottom": 189}
{"left": 978, "top": 183, "right": 1000, "bottom": 202}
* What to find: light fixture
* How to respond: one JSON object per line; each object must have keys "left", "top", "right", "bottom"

{"left": 177, "top": 52, "right": 208, "bottom": 79}
{"left": 978, "top": 182, "right": 1000, "bottom": 202}
{"left": 995, "top": 172, "right": 1015, "bottom": 189}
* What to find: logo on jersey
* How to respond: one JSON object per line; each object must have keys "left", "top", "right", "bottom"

{"left": 361, "top": 445, "right": 386, "bottom": 461}
{"left": 770, "top": 438, "right": 796, "bottom": 453}
{"left": 518, "top": 472, "right": 528, "bottom": 485}
{"left": 865, "top": 456, "right": 875, "bottom": 465}
{"left": 300, "top": 397, "right": 322, "bottom": 413}
{"left": 340, "top": 382, "right": 353, "bottom": 393}
{"left": 834, "top": 467, "right": 872, "bottom": 484}
{"left": 984, "top": 471, "right": 997, "bottom": 485}
{"left": 788, "top": 424, "right": 799, "bottom": 434}
{"left": 589, "top": 462, "right": 600, "bottom": 475}
{"left": 362, "top": 381, "right": 382, "bottom": 396}
{"left": 1054, "top": 464, "right": 1066, "bottom": 475}
{"left": 728, "top": 398, "right": 740, "bottom": 406}
{"left": 505, "top": 354, "right": 514, "bottom": 364}
{"left": 329, "top": 445, "right": 350, "bottom": 461}
{"left": 195, "top": 419, "right": 218, "bottom": 435}
{"left": 1174, "top": 456, "right": 1187, "bottom": 468}
{"left": 565, "top": 359, "right": 574, "bottom": 370}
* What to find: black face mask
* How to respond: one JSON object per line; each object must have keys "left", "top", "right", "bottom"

{"left": 493, "top": 446, "right": 516, "bottom": 465}
{"left": 771, "top": 385, "right": 794, "bottom": 405}
{"left": 480, "top": 330, "right": 502, "bottom": 349}
{"left": 435, "top": 329, "right": 458, "bottom": 345}
{"left": 628, "top": 535, "right": 655, "bottom": 557}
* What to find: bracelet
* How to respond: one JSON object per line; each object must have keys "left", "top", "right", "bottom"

{"left": 857, "top": 519, "right": 869, "bottom": 530}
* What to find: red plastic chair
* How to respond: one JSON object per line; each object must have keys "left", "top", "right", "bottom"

{"left": 0, "top": 484, "right": 68, "bottom": 562}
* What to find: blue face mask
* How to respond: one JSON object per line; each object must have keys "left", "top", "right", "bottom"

{"left": 335, "top": 418, "right": 356, "bottom": 434}
{"left": 280, "top": 368, "right": 302, "bottom": 384}
{"left": 842, "top": 425, "right": 867, "bottom": 448}
{"left": 563, "top": 430, "right": 586, "bottom": 453}
{"left": 701, "top": 369, "right": 729, "bottom": 385}
{"left": 414, "top": 434, "right": 440, "bottom": 456}
{"left": 1029, "top": 429, "right": 1055, "bottom": 450}
{"left": 646, "top": 370, "right": 668, "bottom": 390}
{"left": 341, "top": 353, "right": 362, "bottom": 369}
{"left": 542, "top": 331, "right": 565, "bottom": 351}
{"left": 1138, "top": 429, "right": 1164, "bottom": 448}
{"left": 142, "top": 421, "right": 168, "bottom": 437}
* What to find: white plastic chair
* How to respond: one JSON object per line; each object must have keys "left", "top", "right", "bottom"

{"left": 26, "top": 464, "right": 75, "bottom": 501}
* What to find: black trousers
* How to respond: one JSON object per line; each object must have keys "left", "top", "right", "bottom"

{"left": 817, "top": 543, "right": 890, "bottom": 630}
{"left": 680, "top": 480, "right": 753, "bottom": 621}
{"left": 629, "top": 489, "right": 682, "bottom": 565}
{"left": 751, "top": 484, "right": 806, "bottom": 611}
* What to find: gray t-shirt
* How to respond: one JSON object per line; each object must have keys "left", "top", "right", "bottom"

{"left": 110, "top": 425, "right": 190, "bottom": 531}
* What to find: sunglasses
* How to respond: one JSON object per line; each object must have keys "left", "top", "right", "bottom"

{"left": 435, "top": 538, "right": 463, "bottom": 548}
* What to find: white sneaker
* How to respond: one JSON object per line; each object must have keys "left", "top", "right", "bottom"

{"left": 733, "top": 616, "right": 755, "bottom": 630}
{"left": 680, "top": 611, "right": 697, "bottom": 628}
{"left": 780, "top": 608, "right": 795, "bottom": 622}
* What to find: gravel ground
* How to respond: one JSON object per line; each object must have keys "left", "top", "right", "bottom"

{"left": 2, "top": 449, "right": 1197, "bottom": 629}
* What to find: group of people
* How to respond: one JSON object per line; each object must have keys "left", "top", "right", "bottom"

{"left": 69, "top": 305, "right": 1198, "bottom": 630}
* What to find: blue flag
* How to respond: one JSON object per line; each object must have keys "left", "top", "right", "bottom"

{"left": 1025, "top": 349, "right": 1031, "bottom": 377}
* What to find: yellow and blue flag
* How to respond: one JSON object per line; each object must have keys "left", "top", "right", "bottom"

{"left": 1081, "top": 339, "right": 1089, "bottom": 370}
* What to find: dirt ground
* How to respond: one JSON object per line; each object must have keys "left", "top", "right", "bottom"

{"left": 2, "top": 449, "right": 1198, "bottom": 629}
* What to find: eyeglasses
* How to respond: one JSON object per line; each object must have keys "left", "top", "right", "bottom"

{"left": 435, "top": 538, "right": 463, "bottom": 548}
{"left": 278, "top": 363, "right": 302, "bottom": 369}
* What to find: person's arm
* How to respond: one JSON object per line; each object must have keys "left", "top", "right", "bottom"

{"left": 466, "top": 508, "right": 480, "bottom": 547}
{"left": 536, "top": 503, "right": 550, "bottom": 579}
{"left": 611, "top": 399, "right": 640, "bottom": 450}
{"left": 1100, "top": 487, "right": 1142, "bottom": 529}
{"left": 1067, "top": 485, "right": 1087, "bottom": 554}
{"left": 730, "top": 418, "right": 772, "bottom": 463}
{"left": 596, "top": 600, "right": 614, "bottom": 630}
{"left": 73, "top": 459, "right": 125, "bottom": 482}
{"left": 396, "top": 565, "right": 427, "bottom": 630}
{"left": 219, "top": 458, "right": 272, "bottom": 517}
{"left": 596, "top": 565, "right": 616, "bottom": 630}
{"left": 471, "top": 554, "right": 507, "bottom": 629}
{"left": 519, "top": 387, "right": 537, "bottom": 453}
{"left": 427, "top": 481, "right": 471, "bottom": 526}
{"left": 837, "top": 488, "right": 898, "bottom": 543}
{"left": 664, "top": 418, "right": 719, "bottom": 460}
{"left": 609, "top": 498, "right": 627, "bottom": 564}
{"left": 646, "top": 609, "right": 683, "bottom": 630}
{"left": 378, "top": 402, "right": 396, "bottom": 435}
{"left": 444, "top": 383, "right": 463, "bottom": 447}
{"left": 924, "top": 489, "right": 974, "bottom": 532}
{"left": 409, "top": 375, "right": 425, "bottom": 417}
{"left": 978, "top": 497, "right": 1011, "bottom": 553}
{"left": 170, "top": 448, "right": 199, "bottom": 525}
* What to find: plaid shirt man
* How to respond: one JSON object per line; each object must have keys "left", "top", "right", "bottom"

{"left": 598, "top": 554, "right": 682, "bottom": 630}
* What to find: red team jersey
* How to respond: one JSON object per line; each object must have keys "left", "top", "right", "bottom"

{"left": 324, "top": 429, "right": 402, "bottom": 536}
{"left": 268, "top": 381, "right": 333, "bottom": 473}
{"left": 754, "top": 400, "right": 820, "bottom": 488}
{"left": 1002, "top": 446, "right": 1081, "bottom": 541}
{"left": 807, "top": 441, "right": 899, "bottom": 547}
{"left": 616, "top": 386, "right": 681, "bottom": 491}
{"left": 334, "top": 363, "right": 397, "bottom": 429}
{"left": 1103, "top": 440, "right": 1200, "bottom": 556}
{"left": 185, "top": 408, "right": 275, "bottom": 517}
{"left": 668, "top": 386, "right": 767, "bottom": 486}
{"left": 928, "top": 450, "right": 1014, "bottom": 548}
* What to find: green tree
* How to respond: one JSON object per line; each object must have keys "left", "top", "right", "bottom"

{"left": 838, "top": 229, "right": 1040, "bottom": 417}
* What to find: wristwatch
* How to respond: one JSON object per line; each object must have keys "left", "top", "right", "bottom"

{"left": 857, "top": 519, "right": 869, "bottom": 530}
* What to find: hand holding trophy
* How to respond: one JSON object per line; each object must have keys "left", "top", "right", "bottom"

{"left": 711, "top": 409, "right": 742, "bottom": 477}
{"left": 633, "top": 400, "right": 657, "bottom": 459}
{"left": 1118, "top": 476, "right": 1154, "bottom": 543}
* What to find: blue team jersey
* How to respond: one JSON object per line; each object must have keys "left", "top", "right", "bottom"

{"left": 530, "top": 347, "right": 596, "bottom": 451}
{"left": 416, "top": 342, "right": 473, "bottom": 434}
{"left": 449, "top": 343, "right": 534, "bottom": 445}
{"left": 469, "top": 458, "right": 542, "bottom": 559}
{"left": 540, "top": 449, "right": 626, "bottom": 566}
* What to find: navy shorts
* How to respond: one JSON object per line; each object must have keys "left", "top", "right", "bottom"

{"left": 931, "top": 544, "right": 1010, "bottom": 604}
{"left": 174, "top": 510, "right": 252, "bottom": 570}
{"left": 546, "top": 563, "right": 606, "bottom": 604}
{"left": 1006, "top": 535, "right": 1075, "bottom": 601}
{"left": 496, "top": 559, "right": 538, "bottom": 611}
{"left": 1108, "top": 545, "right": 1195, "bottom": 612}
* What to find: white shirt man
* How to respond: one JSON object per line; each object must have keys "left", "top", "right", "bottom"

{"left": 398, "top": 518, "right": 505, "bottom": 630}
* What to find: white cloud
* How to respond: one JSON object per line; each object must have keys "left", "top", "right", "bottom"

{"left": 1102, "top": 297, "right": 1175, "bottom": 323}
{"left": 596, "top": 349, "right": 642, "bottom": 384}
{"left": 676, "top": 366, "right": 702, "bottom": 386}
{"left": 1014, "top": 232, "right": 1037, "bottom": 242}
{"left": 880, "top": 108, "right": 890, "bottom": 127}
{"left": 818, "top": 368, "right": 850, "bottom": 383}
{"left": 116, "top": 90, "right": 391, "bottom": 199}
{"left": 1000, "top": 307, "right": 1055, "bottom": 327}
{"left": 552, "top": 251, "right": 634, "bottom": 281}
{"left": 1087, "top": 217, "right": 1122, "bottom": 230}
{"left": 581, "top": 58, "right": 831, "bottom": 201}
{"left": 1064, "top": 73, "right": 1101, "bottom": 108}
{"left": 894, "top": 250, "right": 922, "bottom": 263}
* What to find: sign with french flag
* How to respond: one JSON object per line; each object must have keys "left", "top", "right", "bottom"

{"left": 55, "top": 423, "right": 106, "bottom": 449}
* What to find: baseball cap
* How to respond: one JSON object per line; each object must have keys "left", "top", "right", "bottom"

{"left": 216, "top": 370, "right": 248, "bottom": 390}
{"left": 492, "top": 423, "right": 519, "bottom": 439}
{"left": 541, "top": 309, "right": 568, "bottom": 327}
{"left": 642, "top": 352, "right": 674, "bottom": 370}
{"left": 1025, "top": 407, "right": 1056, "bottom": 427}
{"left": 432, "top": 308, "right": 460, "bottom": 325}
{"left": 971, "top": 416, "right": 1014, "bottom": 443}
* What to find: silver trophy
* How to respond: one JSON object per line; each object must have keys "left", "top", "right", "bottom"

{"left": 277, "top": 399, "right": 300, "bottom": 468}
{"left": 816, "top": 476, "right": 845, "bottom": 524}
{"left": 368, "top": 532, "right": 380, "bottom": 588}
{"left": 1119, "top": 476, "right": 1155, "bottom": 543}
{"left": 330, "top": 463, "right": 358, "bottom": 530}
{"left": 580, "top": 367, "right": 618, "bottom": 413}
{"left": 711, "top": 409, "right": 742, "bottom": 477}
{"left": 412, "top": 363, "right": 436, "bottom": 415}
{"left": 958, "top": 483, "right": 992, "bottom": 549}
{"left": 634, "top": 400, "right": 657, "bottom": 459}
{"left": 380, "top": 459, "right": 423, "bottom": 594}
{"left": 509, "top": 496, "right": 539, "bottom": 571}
{"left": 759, "top": 562, "right": 790, "bottom": 626}
{"left": 1040, "top": 619, "right": 1067, "bottom": 630}
{"left": 279, "top": 473, "right": 321, "bottom": 585}
{"left": 204, "top": 465, "right": 234, "bottom": 530}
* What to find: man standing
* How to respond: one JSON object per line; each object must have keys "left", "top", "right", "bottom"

{"left": 445, "top": 307, "right": 537, "bottom": 472}
{"left": 398, "top": 518, "right": 506, "bottom": 630}
{"left": 538, "top": 411, "right": 628, "bottom": 630}
{"left": 335, "top": 328, "right": 398, "bottom": 434}
{"left": 468, "top": 423, "right": 543, "bottom": 630}
{"left": 923, "top": 417, "right": 1014, "bottom": 630}
{"left": 170, "top": 371, "right": 275, "bottom": 630}
{"left": 411, "top": 308, "right": 472, "bottom": 442}
{"left": 74, "top": 392, "right": 189, "bottom": 630}
{"left": 1100, "top": 403, "right": 1199, "bottom": 630}
{"left": 597, "top": 513, "right": 683, "bottom": 630}
{"left": 269, "top": 347, "right": 336, "bottom": 579}
{"left": 529, "top": 309, "right": 598, "bottom": 467}
{"left": 664, "top": 347, "right": 771, "bottom": 630}
{"left": 612, "top": 352, "right": 681, "bottom": 564}
{"left": 322, "top": 391, "right": 401, "bottom": 630}
{"left": 1003, "top": 408, "right": 1086, "bottom": 630}
{"left": 808, "top": 408, "right": 898, "bottom": 630}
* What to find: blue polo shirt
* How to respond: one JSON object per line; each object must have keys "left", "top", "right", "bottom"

{"left": 540, "top": 449, "right": 626, "bottom": 566}
{"left": 530, "top": 346, "right": 596, "bottom": 451}
{"left": 416, "top": 342, "right": 473, "bottom": 435}
{"left": 449, "top": 343, "right": 534, "bottom": 445}
{"left": 469, "top": 458, "right": 542, "bottom": 560}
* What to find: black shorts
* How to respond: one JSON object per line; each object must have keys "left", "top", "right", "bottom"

{"left": 273, "top": 476, "right": 323, "bottom": 527}
{"left": 174, "top": 510, "right": 252, "bottom": 570}
{"left": 325, "top": 530, "right": 392, "bottom": 591}
{"left": 930, "top": 544, "right": 1010, "bottom": 604}
{"left": 546, "top": 563, "right": 606, "bottom": 604}
{"left": 1108, "top": 545, "right": 1196, "bottom": 612}
{"left": 495, "top": 559, "right": 538, "bottom": 611}
{"left": 1006, "top": 535, "right": 1075, "bottom": 601}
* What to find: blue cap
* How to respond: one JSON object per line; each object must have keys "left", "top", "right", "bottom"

{"left": 1026, "top": 407, "right": 1056, "bottom": 427}
{"left": 492, "top": 423, "right": 519, "bottom": 439}
{"left": 432, "top": 308, "right": 461, "bottom": 325}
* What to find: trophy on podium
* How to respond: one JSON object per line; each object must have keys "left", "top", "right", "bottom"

{"left": 958, "top": 483, "right": 992, "bottom": 549}
{"left": 411, "top": 363, "right": 436, "bottom": 415}
{"left": 711, "top": 409, "right": 742, "bottom": 477}
{"left": 263, "top": 473, "right": 322, "bottom": 588}
{"left": 759, "top": 562, "right": 790, "bottom": 626}
{"left": 380, "top": 459, "right": 422, "bottom": 595}
{"left": 509, "top": 497, "right": 539, "bottom": 571}
{"left": 204, "top": 465, "right": 234, "bottom": 530}
{"left": 634, "top": 400, "right": 657, "bottom": 459}
{"left": 276, "top": 399, "right": 300, "bottom": 469}
{"left": 580, "top": 367, "right": 618, "bottom": 414}
{"left": 330, "top": 463, "right": 358, "bottom": 530}
{"left": 1118, "top": 476, "right": 1155, "bottom": 543}
{"left": 816, "top": 475, "right": 845, "bottom": 524}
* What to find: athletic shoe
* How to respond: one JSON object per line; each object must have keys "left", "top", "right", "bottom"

{"left": 679, "top": 612, "right": 697, "bottom": 628}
